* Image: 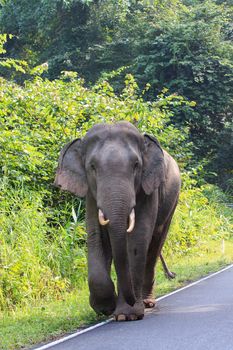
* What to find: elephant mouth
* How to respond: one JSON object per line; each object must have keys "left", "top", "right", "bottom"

{"left": 98, "top": 208, "right": 135, "bottom": 233}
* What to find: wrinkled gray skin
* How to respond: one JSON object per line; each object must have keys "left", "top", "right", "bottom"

{"left": 55, "top": 122, "right": 181, "bottom": 321}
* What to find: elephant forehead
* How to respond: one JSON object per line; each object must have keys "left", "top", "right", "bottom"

{"left": 82, "top": 122, "right": 143, "bottom": 152}
{"left": 100, "top": 141, "right": 137, "bottom": 163}
{"left": 85, "top": 139, "right": 140, "bottom": 167}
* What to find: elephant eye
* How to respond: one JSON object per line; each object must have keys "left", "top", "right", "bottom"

{"left": 134, "top": 160, "right": 139, "bottom": 170}
{"left": 90, "top": 163, "right": 96, "bottom": 171}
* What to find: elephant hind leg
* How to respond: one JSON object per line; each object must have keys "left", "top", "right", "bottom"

{"left": 142, "top": 216, "right": 174, "bottom": 307}
{"left": 142, "top": 236, "right": 158, "bottom": 309}
{"left": 143, "top": 297, "right": 157, "bottom": 309}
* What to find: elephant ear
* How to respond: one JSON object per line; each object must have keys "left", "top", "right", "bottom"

{"left": 142, "top": 134, "right": 165, "bottom": 195}
{"left": 54, "top": 139, "right": 88, "bottom": 197}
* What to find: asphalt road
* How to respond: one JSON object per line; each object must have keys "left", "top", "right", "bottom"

{"left": 35, "top": 265, "right": 233, "bottom": 350}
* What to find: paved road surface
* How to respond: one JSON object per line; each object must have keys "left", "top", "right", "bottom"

{"left": 35, "top": 265, "right": 233, "bottom": 350}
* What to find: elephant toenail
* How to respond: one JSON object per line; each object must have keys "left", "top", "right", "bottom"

{"left": 117, "top": 314, "right": 126, "bottom": 321}
{"left": 130, "top": 315, "right": 137, "bottom": 321}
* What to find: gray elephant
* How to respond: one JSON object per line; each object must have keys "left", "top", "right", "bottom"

{"left": 55, "top": 121, "right": 181, "bottom": 321}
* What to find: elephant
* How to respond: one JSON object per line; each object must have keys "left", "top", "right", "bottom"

{"left": 54, "top": 121, "right": 181, "bottom": 321}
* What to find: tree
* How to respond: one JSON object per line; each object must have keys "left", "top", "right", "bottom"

{"left": 0, "top": 0, "right": 92, "bottom": 76}
{"left": 131, "top": 1, "right": 233, "bottom": 163}
{"left": 1, "top": 0, "right": 232, "bottom": 189}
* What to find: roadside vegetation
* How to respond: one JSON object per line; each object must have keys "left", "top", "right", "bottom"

{"left": 0, "top": 72, "right": 232, "bottom": 350}
{"left": 0, "top": 0, "right": 232, "bottom": 349}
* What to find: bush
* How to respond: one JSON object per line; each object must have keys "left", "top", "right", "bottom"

{"left": 0, "top": 74, "right": 190, "bottom": 188}
{"left": 0, "top": 180, "right": 87, "bottom": 310}
{"left": 165, "top": 184, "right": 232, "bottom": 258}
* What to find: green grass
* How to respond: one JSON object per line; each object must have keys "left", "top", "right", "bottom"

{"left": 1, "top": 239, "right": 232, "bottom": 350}
{"left": 0, "top": 283, "right": 98, "bottom": 350}
{"left": 156, "top": 239, "right": 233, "bottom": 296}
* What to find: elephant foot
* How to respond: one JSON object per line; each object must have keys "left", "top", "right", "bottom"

{"left": 143, "top": 298, "right": 156, "bottom": 308}
{"left": 114, "top": 313, "right": 144, "bottom": 321}
{"left": 113, "top": 301, "right": 144, "bottom": 322}
{"left": 90, "top": 294, "right": 116, "bottom": 316}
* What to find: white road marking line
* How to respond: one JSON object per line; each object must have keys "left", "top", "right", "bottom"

{"left": 33, "top": 319, "right": 114, "bottom": 350}
{"left": 34, "top": 263, "right": 233, "bottom": 350}
{"left": 156, "top": 263, "right": 233, "bottom": 302}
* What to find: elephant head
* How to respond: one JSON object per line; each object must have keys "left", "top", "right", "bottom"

{"left": 55, "top": 122, "right": 165, "bottom": 305}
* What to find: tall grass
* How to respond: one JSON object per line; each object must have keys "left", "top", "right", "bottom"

{"left": 0, "top": 180, "right": 86, "bottom": 310}
{"left": 165, "top": 184, "right": 232, "bottom": 257}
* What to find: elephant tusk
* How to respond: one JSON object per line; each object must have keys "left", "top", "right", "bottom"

{"left": 98, "top": 209, "right": 110, "bottom": 226}
{"left": 127, "top": 209, "right": 135, "bottom": 233}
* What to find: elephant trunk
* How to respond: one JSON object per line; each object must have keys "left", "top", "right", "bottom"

{"left": 108, "top": 212, "right": 135, "bottom": 306}
{"left": 97, "top": 181, "right": 136, "bottom": 306}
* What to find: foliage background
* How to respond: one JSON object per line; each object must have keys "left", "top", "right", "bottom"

{"left": 1, "top": 0, "right": 232, "bottom": 192}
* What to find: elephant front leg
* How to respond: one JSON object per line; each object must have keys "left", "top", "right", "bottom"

{"left": 113, "top": 283, "right": 144, "bottom": 321}
{"left": 86, "top": 193, "right": 116, "bottom": 316}
{"left": 113, "top": 236, "right": 148, "bottom": 321}
{"left": 88, "top": 232, "right": 116, "bottom": 316}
